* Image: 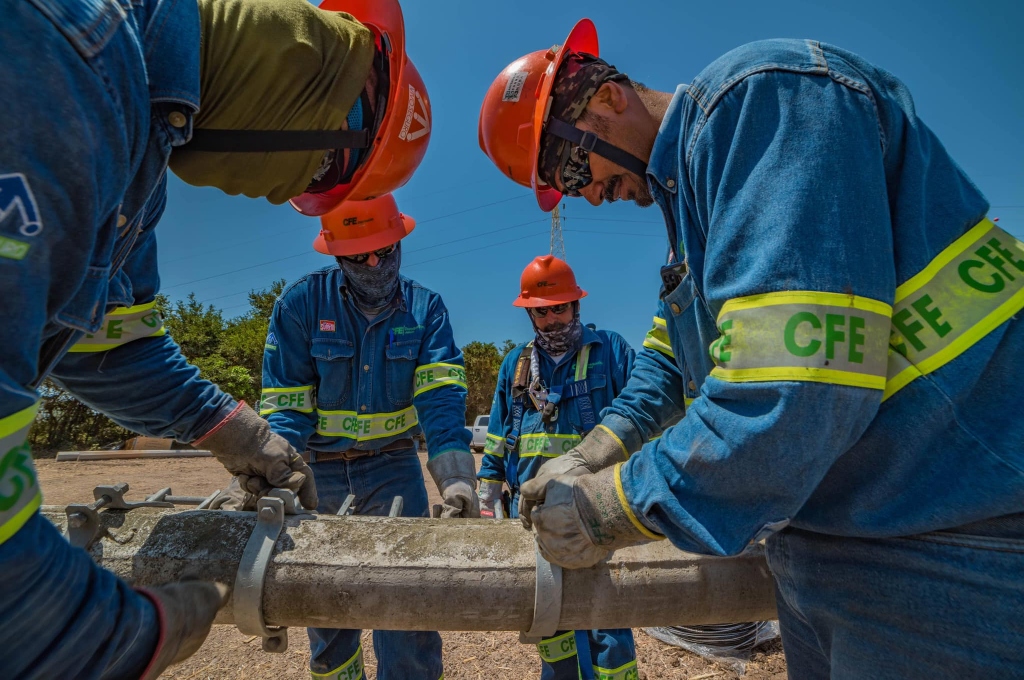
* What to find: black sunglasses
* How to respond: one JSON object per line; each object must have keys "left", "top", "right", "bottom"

{"left": 341, "top": 243, "right": 397, "bottom": 264}
{"left": 530, "top": 303, "right": 571, "bottom": 317}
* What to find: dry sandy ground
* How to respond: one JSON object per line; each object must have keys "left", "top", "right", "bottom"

{"left": 36, "top": 457, "right": 786, "bottom": 679}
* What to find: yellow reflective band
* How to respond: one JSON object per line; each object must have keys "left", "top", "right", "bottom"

{"left": 683, "top": 396, "right": 695, "bottom": 407}
{"left": 537, "top": 631, "right": 578, "bottom": 663}
{"left": 260, "top": 386, "right": 315, "bottom": 415}
{"left": 614, "top": 463, "right": 663, "bottom": 541}
{"left": 884, "top": 219, "right": 1024, "bottom": 401}
{"left": 311, "top": 645, "right": 364, "bottom": 680}
{"left": 67, "top": 302, "right": 166, "bottom": 352}
{"left": 594, "top": 424, "right": 630, "bottom": 459}
{"left": 413, "top": 362, "right": 467, "bottom": 397}
{"left": 710, "top": 291, "right": 892, "bottom": 390}
{"left": 594, "top": 660, "right": 640, "bottom": 680}
{"left": 483, "top": 433, "right": 504, "bottom": 456}
{"left": 518, "top": 433, "right": 581, "bottom": 458}
{"left": 574, "top": 344, "right": 592, "bottom": 381}
{"left": 0, "top": 402, "right": 42, "bottom": 545}
{"left": 316, "top": 406, "right": 418, "bottom": 441}
{"left": 643, "top": 316, "right": 675, "bottom": 358}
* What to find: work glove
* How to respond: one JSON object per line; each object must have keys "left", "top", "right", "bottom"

{"left": 212, "top": 476, "right": 254, "bottom": 511}
{"left": 519, "top": 425, "right": 629, "bottom": 529}
{"left": 137, "top": 581, "right": 230, "bottom": 680}
{"left": 478, "top": 479, "right": 504, "bottom": 518}
{"left": 194, "top": 402, "right": 318, "bottom": 511}
{"left": 531, "top": 464, "right": 662, "bottom": 569}
{"left": 426, "top": 449, "right": 481, "bottom": 518}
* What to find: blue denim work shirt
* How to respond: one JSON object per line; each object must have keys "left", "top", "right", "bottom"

{"left": 601, "top": 39, "right": 1024, "bottom": 556}
{"left": 1, "top": 0, "right": 234, "bottom": 447}
{"left": 477, "top": 328, "right": 635, "bottom": 491}
{"left": 262, "top": 266, "right": 471, "bottom": 459}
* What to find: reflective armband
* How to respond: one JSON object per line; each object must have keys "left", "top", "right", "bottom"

{"left": 413, "top": 362, "right": 467, "bottom": 397}
{"left": 642, "top": 316, "right": 675, "bottom": 359}
{"left": 884, "top": 219, "right": 1024, "bottom": 400}
{"left": 316, "top": 405, "right": 419, "bottom": 440}
{"left": 67, "top": 302, "right": 165, "bottom": 352}
{"left": 536, "top": 631, "right": 578, "bottom": 664}
{"left": 0, "top": 403, "right": 42, "bottom": 545}
{"left": 259, "top": 386, "right": 315, "bottom": 415}
{"left": 518, "top": 433, "right": 582, "bottom": 458}
{"left": 710, "top": 291, "right": 892, "bottom": 390}
{"left": 483, "top": 433, "right": 505, "bottom": 456}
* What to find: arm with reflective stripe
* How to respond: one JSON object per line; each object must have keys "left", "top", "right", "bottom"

{"left": 598, "top": 308, "right": 686, "bottom": 456}
{"left": 412, "top": 296, "right": 471, "bottom": 460}
{"left": 51, "top": 330, "right": 237, "bottom": 443}
{"left": 0, "top": 402, "right": 43, "bottom": 545}
{"left": 66, "top": 302, "right": 165, "bottom": 352}
{"left": 618, "top": 69, "right": 895, "bottom": 555}
{"left": 262, "top": 298, "right": 318, "bottom": 451}
{"left": 477, "top": 349, "right": 519, "bottom": 482}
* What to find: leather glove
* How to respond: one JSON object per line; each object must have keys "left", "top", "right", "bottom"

{"left": 212, "top": 476, "right": 253, "bottom": 511}
{"left": 520, "top": 425, "right": 629, "bottom": 529}
{"left": 531, "top": 463, "right": 662, "bottom": 569}
{"left": 478, "top": 479, "right": 504, "bottom": 518}
{"left": 194, "top": 402, "right": 318, "bottom": 511}
{"left": 426, "top": 449, "right": 481, "bottom": 518}
{"left": 137, "top": 581, "right": 230, "bottom": 680}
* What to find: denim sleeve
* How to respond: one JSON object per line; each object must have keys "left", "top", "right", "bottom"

{"left": 477, "top": 351, "right": 517, "bottom": 482}
{"left": 599, "top": 308, "right": 686, "bottom": 455}
{"left": 621, "top": 70, "right": 895, "bottom": 556}
{"left": 412, "top": 296, "right": 472, "bottom": 460}
{"left": 263, "top": 299, "right": 318, "bottom": 451}
{"left": 49, "top": 198, "right": 236, "bottom": 442}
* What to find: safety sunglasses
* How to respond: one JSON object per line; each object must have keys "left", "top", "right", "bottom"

{"left": 530, "top": 303, "right": 571, "bottom": 317}
{"left": 341, "top": 243, "right": 397, "bottom": 264}
{"left": 560, "top": 143, "right": 592, "bottom": 196}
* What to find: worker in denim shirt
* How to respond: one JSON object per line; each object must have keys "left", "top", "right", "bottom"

{"left": 479, "top": 21, "right": 1024, "bottom": 678}
{"left": 0, "top": 0, "right": 432, "bottom": 676}
{"left": 260, "top": 194, "right": 478, "bottom": 680}
{"left": 477, "top": 255, "right": 637, "bottom": 680}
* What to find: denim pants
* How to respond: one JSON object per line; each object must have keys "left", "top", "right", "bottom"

{"left": 511, "top": 493, "right": 639, "bottom": 680}
{"left": 307, "top": 449, "right": 443, "bottom": 680}
{"left": 766, "top": 514, "right": 1024, "bottom": 679}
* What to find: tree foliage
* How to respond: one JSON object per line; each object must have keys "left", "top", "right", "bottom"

{"left": 461, "top": 339, "right": 517, "bottom": 424}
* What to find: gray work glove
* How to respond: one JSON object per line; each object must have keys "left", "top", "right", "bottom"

{"left": 519, "top": 425, "right": 630, "bottom": 529}
{"left": 478, "top": 479, "right": 504, "bottom": 519}
{"left": 195, "top": 403, "right": 318, "bottom": 511}
{"left": 427, "top": 450, "right": 481, "bottom": 518}
{"left": 137, "top": 581, "right": 230, "bottom": 680}
{"left": 212, "top": 476, "right": 253, "bottom": 511}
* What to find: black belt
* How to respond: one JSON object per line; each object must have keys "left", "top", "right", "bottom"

{"left": 302, "top": 438, "right": 415, "bottom": 464}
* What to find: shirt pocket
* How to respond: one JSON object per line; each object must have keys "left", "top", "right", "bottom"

{"left": 665, "top": 273, "right": 720, "bottom": 381}
{"left": 385, "top": 339, "right": 419, "bottom": 408}
{"left": 311, "top": 339, "right": 355, "bottom": 410}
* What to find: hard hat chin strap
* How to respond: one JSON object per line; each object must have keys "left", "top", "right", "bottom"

{"left": 546, "top": 116, "right": 648, "bottom": 179}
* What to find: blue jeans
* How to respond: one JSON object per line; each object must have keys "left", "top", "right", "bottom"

{"left": 766, "top": 514, "right": 1024, "bottom": 679}
{"left": 307, "top": 450, "right": 443, "bottom": 680}
{"left": 511, "top": 493, "right": 639, "bottom": 680}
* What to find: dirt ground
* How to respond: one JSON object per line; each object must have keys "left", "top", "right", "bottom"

{"left": 36, "top": 456, "right": 787, "bottom": 679}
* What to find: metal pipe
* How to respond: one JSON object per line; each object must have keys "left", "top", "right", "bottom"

{"left": 41, "top": 506, "right": 776, "bottom": 631}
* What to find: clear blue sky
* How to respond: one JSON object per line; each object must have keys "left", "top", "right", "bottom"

{"left": 159, "top": 0, "right": 1024, "bottom": 350}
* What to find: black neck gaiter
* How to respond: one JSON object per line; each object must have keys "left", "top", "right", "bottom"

{"left": 337, "top": 242, "right": 401, "bottom": 316}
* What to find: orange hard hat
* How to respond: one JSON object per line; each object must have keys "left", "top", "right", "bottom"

{"left": 290, "top": 0, "right": 432, "bottom": 216}
{"left": 479, "top": 19, "right": 598, "bottom": 212}
{"left": 314, "top": 194, "right": 415, "bottom": 256}
{"left": 513, "top": 255, "right": 587, "bottom": 307}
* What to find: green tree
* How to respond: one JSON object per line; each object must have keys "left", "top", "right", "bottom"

{"left": 462, "top": 339, "right": 517, "bottom": 424}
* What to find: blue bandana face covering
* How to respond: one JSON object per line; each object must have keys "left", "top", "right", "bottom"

{"left": 337, "top": 241, "right": 401, "bottom": 315}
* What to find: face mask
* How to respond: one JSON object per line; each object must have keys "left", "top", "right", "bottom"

{"left": 530, "top": 301, "right": 583, "bottom": 357}
{"left": 337, "top": 242, "right": 402, "bottom": 315}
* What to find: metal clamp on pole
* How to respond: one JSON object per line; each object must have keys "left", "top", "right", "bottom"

{"left": 233, "top": 488, "right": 298, "bottom": 653}
{"left": 520, "top": 547, "right": 563, "bottom": 644}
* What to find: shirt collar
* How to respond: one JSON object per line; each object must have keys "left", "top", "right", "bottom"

{"left": 144, "top": 0, "right": 201, "bottom": 111}
{"left": 645, "top": 84, "right": 689, "bottom": 196}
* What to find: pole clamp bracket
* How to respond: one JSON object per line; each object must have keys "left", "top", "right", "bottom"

{"left": 520, "top": 547, "right": 563, "bottom": 644}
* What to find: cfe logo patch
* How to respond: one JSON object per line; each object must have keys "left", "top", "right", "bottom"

{"left": 320, "top": 320, "right": 336, "bottom": 332}
{"left": 0, "top": 173, "right": 43, "bottom": 237}
{"left": 398, "top": 85, "right": 430, "bottom": 143}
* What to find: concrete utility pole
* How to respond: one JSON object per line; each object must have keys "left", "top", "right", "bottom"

{"left": 42, "top": 506, "right": 776, "bottom": 632}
